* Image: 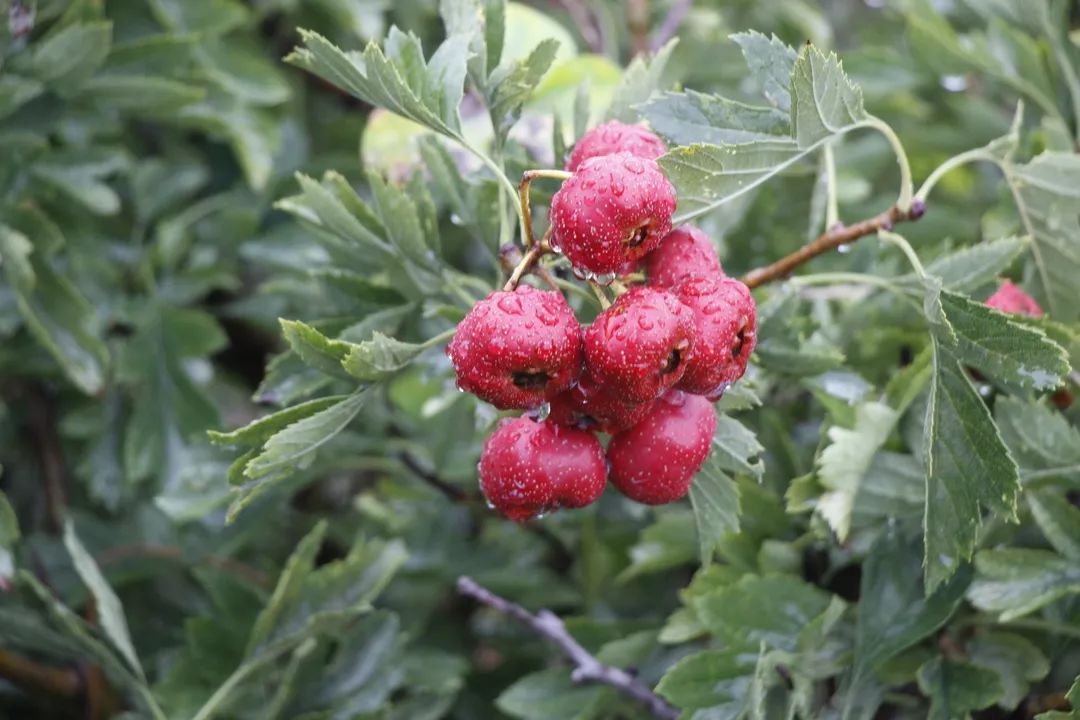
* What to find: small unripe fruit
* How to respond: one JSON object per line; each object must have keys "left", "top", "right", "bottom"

{"left": 448, "top": 286, "right": 582, "bottom": 410}
{"left": 565, "top": 120, "right": 667, "bottom": 172}
{"left": 549, "top": 153, "right": 677, "bottom": 276}
{"left": 584, "top": 286, "right": 696, "bottom": 404}
{"left": 985, "top": 280, "right": 1043, "bottom": 317}
{"left": 607, "top": 391, "right": 716, "bottom": 505}
{"left": 479, "top": 416, "right": 607, "bottom": 521}
{"left": 646, "top": 225, "right": 723, "bottom": 288}
{"left": 672, "top": 275, "right": 756, "bottom": 399}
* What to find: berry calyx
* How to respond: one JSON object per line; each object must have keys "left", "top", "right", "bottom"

{"left": 549, "top": 152, "right": 677, "bottom": 276}
{"left": 548, "top": 369, "right": 655, "bottom": 434}
{"left": 565, "top": 120, "right": 667, "bottom": 173}
{"left": 646, "top": 225, "right": 723, "bottom": 288}
{"left": 584, "top": 286, "right": 696, "bottom": 404}
{"left": 607, "top": 391, "right": 716, "bottom": 505}
{"left": 479, "top": 416, "right": 607, "bottom": 521}
{"left": 672, "top": 275, "right": 756, "bottom": 399}
{"left": 985, "top": 280, "right": 1043, "bottom": 317}
{"left": 447, "top": 285, "right": 582, "bottom": 410}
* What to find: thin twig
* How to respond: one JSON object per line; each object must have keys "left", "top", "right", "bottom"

{"left": 740, "top": 200, "right": 926, "bottom": 289}
{"left": 651, "top": 0, "right": 691, "bottom": 51}
{"left": 457, "top": 576, "right": 680, "bottom": 720}
{"left": 25, "top": 387, "right": 68, "bottom": 533}
{"left": 0, "top": 649, "right": 81, "bottom": 698}
{"left": 399, "top": 452, "right": 472, "bottom": 503}
{"left": 627, "top": 0, "right": 650, "bottom": 56}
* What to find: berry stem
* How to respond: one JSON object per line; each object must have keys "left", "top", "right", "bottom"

{"left": 588, "top": 280, "right": 612, "bottom": 309}
{"left": 456, "top": 576, "right": 680, "bottom": 720}
{"left": 518, "top": 169, "right": 573, "bottom": 250}
{"left": 740, "top": 202, "right": 925, "bottom": 289}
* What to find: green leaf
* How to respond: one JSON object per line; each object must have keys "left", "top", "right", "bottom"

{"left": 923, "top": 343, "right": 1019, "bottom": 593}
{"left": 711, "top": 414, "right": 764, "bottom": 480}
{"left": 1035, "top": 675, "right": 1080, "bottom": 720}
{"left": 63, "top": 520, "right": 144, "bottom": 680}
{"left": 30, "top": 149, "right": 126, "bottom": 216}
{"left": 932, "top": 289, "right": 1067, "bottom": 394}
{"left": 242, "top": 390, "right": 369, "bottom": 481}
{"left": 367, "top": 170, "right": 439, "bottom": 271}
{"left": 618, "top": 511, "right": 696, "bottom": 581}
{"left": 147, "top": 0, "right": 248, "bottom": 34}
{"left": 77, "top": 75, "right": 205, "bottom": 113}
{"left": 1009, "top": 152, "right": 1080, "bottom": 322}
{"left": 606, "top": 38, "right": 677, "bottom": 122}
{"left": 342, "top": 333, "right": 427, "bottom": 381}
{"left": 0, "top": 224, "right": 109, "bottom": 394}
{"left": 209, "top": 396, "right": 347, "bottom": 448}
{"left": 496, "top": 668, "right": 605, "bottom": 720}
{"left": 176, "top": 93, "right": 279, "bottom": 190}
{"left": 916, "top": 657, "right": 1003, "bottom": 720}
{"left": 277, "top": 173, "right": 395, "bottom": 263}
{"left": 995, "top": 396, "right": 1080, "bottom": 486}
{"left": 279, "top": 319, "right": 354, "bottom": 379}
{"left": 790, "top": 43, "right": 867, "bottom": 148}
{"left": 641, "top": 90, "right": 790, "bottom": 146}
{"left": 26, "top": 22, "right": 112, "bottom": 94}
{"left": 689, "top": 459, "right": 740, "bottom": 565}
{"left": 196, "top": 37, "right": 291, "bottom": 106}
{"left": 847, "top": 528, "right": 971, "bottom": 716}
{"left": 814, "top": 402, "right": 898, "bottom": 541}
{"left": 0, "top": 75, "right": 44, "bottom": 119}
{"left": 656, "top": 649, "right": 755, "bottom": 713}
{"left": 286, "top": 28, "right": 469, "bottom": 140}
{"left": 968, "top": 548, "right": 1080, "bottom": 620}
{"left": 660, "top": 43, "right": 866, "bottom": 221}
{"left": 487, "top": 39, "right": 560, "bottom": 139}
{"left": 967, "top": 632, "right": 1050, "bottom": 710}
{"left": 696, "top": 574, "right": 833, "bottom": 652}
{"left": 1028, "top": 490, "right": 1080, "bottom": 561}
{"left": 731, "top": 31, "right": 797, "bottom": 112}
{"left": 914, "top": 236, "right": 1030, "bottom": 293}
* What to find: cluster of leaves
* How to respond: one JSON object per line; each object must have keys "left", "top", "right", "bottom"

{"left": 1, "top": 0, "right": 1079, "bottom": 718}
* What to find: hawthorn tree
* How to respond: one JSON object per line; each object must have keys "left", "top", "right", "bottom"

{"left": 1, "top": 1, "right": 1079, "bottom": 719}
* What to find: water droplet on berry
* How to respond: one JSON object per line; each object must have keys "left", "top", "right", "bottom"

{"left": 610, "top": 179, "right": 625, "bottom": 196}
{"left": 497, "top": 295, "right": 524, "bottom": 315}
{"left": 534, "top": 402, "right": 551, "bottom": 421}
{"left": 637, "top": 315, "right": 655, "bottom": 331}
{"left": 572, "top": 266, "right": 590, "bottom": 281}
{"left": 623, "top": 157, "right": 644, "bottom": 174}
{"left": 593, "top": 271, "right": 616, "bottom": 286}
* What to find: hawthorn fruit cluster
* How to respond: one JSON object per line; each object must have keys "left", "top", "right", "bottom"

{"left": 448, "top": 122, "right": 757, "bottom": 520}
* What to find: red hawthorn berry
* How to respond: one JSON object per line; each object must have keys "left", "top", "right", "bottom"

{"left": 985, "top": 280, "right": 1043, "bottom": 317}
{"left": 549, "top": 152, "right": 677, "bottom": 276}
{"left": 479, "top": 416, "right": 607, "bottom": 521}
{"left": 584, "top": 286, "right": 696, "bottom": 404}
{"left": 565, "top": 120, "right": 667, "bottom": 172}
{"left": 672, "top": 275, "right": 756, "bottom": 399}
{"left": 547, "top": 369, "right": 655, "bottom": 434}
{"left": 646, "top": 225, "right": 724, "bottom": 288}
{"left": 447, "top": 285, "right": 582, "bottom": 410}
{"left": 607, "top": 391, "right": 716, "bottom": 505}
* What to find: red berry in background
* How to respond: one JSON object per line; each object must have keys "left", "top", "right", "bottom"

{"left": 478, "top": 416, "right": 607, "bottom": 521}
{"left": 672, "top": 275, "right": 756, "bottom": 399}
{"left": 607, "top": 391, "right": 716, "bottom": 505}
{"left": 447, "top": 286, "right": 582, "bottom": 410}
{"left": 565, "top": 120, "right": 667, "bottom": 172}
{"left": 549, "top": 152, "right": 677, "bottom": 276}
{"left": 584, "top": 286, "right": 696, "bottom": 404}
{"left": 985, "top": 280, "right": 1043, "bottom": 317}
{"left": 646, "top": 225, "right": 724, "bottom": 288}
{"left": 548, "top": 369, "right": 655, "bottom": 434}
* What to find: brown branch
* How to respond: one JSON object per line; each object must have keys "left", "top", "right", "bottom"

{"left": 457, "top": 576, "right": 680, "bottom": 720}
{"left": 0, "top": 649, "right": 81, "bottom": 698}
{"left": 739, "top": 200, "right": 926, "bottom": 290}
{"left": 25, "top": 386, "right": 68, "bottom": 533}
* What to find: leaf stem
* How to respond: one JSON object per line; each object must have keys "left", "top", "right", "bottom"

{"left": 878, "top": 230, "right": 927, "bottom": 278}
{"left": 865, "top": 115, "right": 914, "bottom": 212}
{"left": 823, "top": 142, "right": 840, "bottom": 229}
{"left": 914, "top": 149, "right": 996, "bottom": 204}
{"left": 517, "top": 170, "right": 570, "bottom": 250}
{"left": 191, "top": 646, "right": 292, "bottom": 720}
{"left": 503, "top": 244, "right": 547, "bottom": 291}
{"left": 420, "top": 327, "right": 457, "bottom": 349}
{"left": 462, "top": 141, "right": 524, "bottom": 249}
{"left": 457, "top": 577, "right": 680, "bottom": 720}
